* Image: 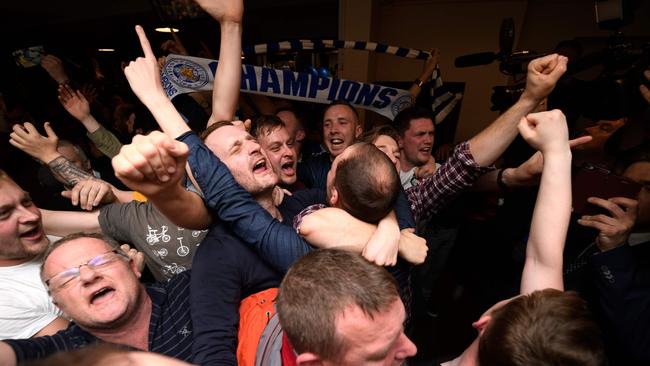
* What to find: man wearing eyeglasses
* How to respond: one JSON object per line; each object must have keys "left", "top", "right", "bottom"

{"left": 0, "top": 170, "right": 69, "bottom": 340}
{"left": 0, "top": 232, "right": 193, "bottom": 365}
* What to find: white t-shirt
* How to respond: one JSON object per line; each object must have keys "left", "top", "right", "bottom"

{"left": 0, "top": 256, "right": 62, "bottom": 339}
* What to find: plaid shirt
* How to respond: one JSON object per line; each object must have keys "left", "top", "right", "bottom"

{"left": 406, "top": 141, "right": 494, "bottom": 223}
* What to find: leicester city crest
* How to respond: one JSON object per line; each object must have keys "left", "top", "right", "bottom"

{"left": 391, "top": 94, "right": 413, "bottom": 117}
{"left": 165, "top": 58, "right": 209, "bottom": 89}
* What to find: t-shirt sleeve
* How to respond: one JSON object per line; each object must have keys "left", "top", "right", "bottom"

{"left": 98, "top": 201, "right": 140, "bottom": 243}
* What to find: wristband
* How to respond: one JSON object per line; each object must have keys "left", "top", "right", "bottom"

{"left": 413, "top": 78, "right": 424, "bottom": 88}
{"left": 496, "top": 168, "right": 509, "bottom": 192}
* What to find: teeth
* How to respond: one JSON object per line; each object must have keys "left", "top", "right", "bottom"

{"left": 331, "top": 139, "right": 343, "bottom": 144}
{"left": 254, "top": 160, "right": 265, "bottom": 170}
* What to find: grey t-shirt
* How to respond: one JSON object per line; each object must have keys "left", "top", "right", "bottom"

{"left": 98, "top": 200, "right": 208, "bottom": 281}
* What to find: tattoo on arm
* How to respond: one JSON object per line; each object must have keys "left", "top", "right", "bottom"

{"left": 47, "top": 156, "right": 93, "bottom": 187}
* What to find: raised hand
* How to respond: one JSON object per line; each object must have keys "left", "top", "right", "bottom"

{"left": 521, "top": 53, "right": 568, "bottom": 103}
{"left": 58, "top": 84, "right": 91, "bottom": 122}
{"left": 80, "top": 83, "right": 99, "bottom": 105}
{"left": 124, "top": 25, "right": 167, "bottom": 107}
{"left": 40, "top": 54, "right": 69, "bottom": 84}
{"left": 518, "top": 109, "right": 569, "bottom": 154}
{"left": 578, "top": 197, "right": 638, "bottom": 251}
{"left": 61, "top": 178, "right": 117, "bottom": 210}
{"left": 421, "top": 48, "right": 440, "bottom": 80}
{"left": 9, "top": 122, "right": 60, "bottom": 163}
{"left": 193, "top": 0, "right": 243, "bottom": 23}
{"left": 112, "top": 131, "right": 189, "bottom": 198}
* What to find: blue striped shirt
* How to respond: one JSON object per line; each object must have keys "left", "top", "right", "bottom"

{"left": 4, "top": 271, "right": 193, "bottom": 362}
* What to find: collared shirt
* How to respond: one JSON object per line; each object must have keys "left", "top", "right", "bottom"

{"left": 406, "top": 141, "right": 493, "bottom": 223}
{"left": 4, "top": 271, "right": 193, "bottom": 363}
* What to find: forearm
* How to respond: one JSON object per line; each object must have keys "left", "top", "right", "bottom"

{"left": 521, "top": 149, "right": 571, "bottom": 292}
{"left": 299, "top": 208, "right": 375, "bottom": 251}
{"left": 87, "top": 125, "right": 123, "bottom": 158}
{"left": 47, "top": 156, "right": 94, "bottom": 187}
{"left": 79, "top": 115, "right": 101, "bottom": 133}
{"left": 145, "top": 97, "right": 191, "bottom": 139}
{"left": 468, "top": 97, "right": 539, "bottom": 166}
{"left": 471, "top": 167, "right": 537, "bottom": 192}
{"left": 41, "top": 209, "right": 101, "bottom": 237}
{"left": 408, "top": 141, "right": 493, "bottom": 221}
{"left": 148, "top": 185, "right": 212, "bottom": 230}
{"left": 209, "top": 21, "right": 242, "bottom": 125}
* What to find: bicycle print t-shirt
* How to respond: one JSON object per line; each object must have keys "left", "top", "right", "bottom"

{"left": 98, "top": 199, "right": 208, "bottom": 281}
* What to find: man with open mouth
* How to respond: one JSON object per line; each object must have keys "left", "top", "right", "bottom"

{"left": 0, "top": 169, "right": 69, "bottom": 340}
{"left": 297, "top": 99, "right": 363, "bottom": 190}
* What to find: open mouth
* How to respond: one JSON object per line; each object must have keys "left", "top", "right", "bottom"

{"left": 91, "top": 287, "right": 115, "bottom": 305}
{"left": 281, "top": 160, "right": 296, "bottom": 175}
{"left": 329, "top": 138, "right": 344, "bottom": 147}
{"left": 20, "top": 227, "right": 42, "bottom": 240}
{"left": 253, "top": 158, "right": 267, "bottom": 173}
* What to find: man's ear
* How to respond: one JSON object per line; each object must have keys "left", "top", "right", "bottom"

{"left": 296, "top": 352, "right": 325, "bottom": 366}
{"left": 329, "top": 187, "right": 339, "bottom": 207}
{"left": 296, "top": 129, "right": 306, "bottom": 142}
{"left": 397, "top": 136, "right": 404, "bottom": 149}
{"left": 472, "top": 315, "right": 492, "bottom": 336}
{"left": 355, "top": 123, "right": 362, "bottom": 138}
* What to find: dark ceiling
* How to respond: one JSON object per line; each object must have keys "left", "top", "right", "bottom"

{"left": 0, "top": 0, "right": 339, "bottom": 57}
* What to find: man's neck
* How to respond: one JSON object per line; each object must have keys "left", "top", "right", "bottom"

{"left": 88, "top": 287, "right": 153, "bottom": 351}
{"left": 255, "top": 190, "right": 283, "bottom": 221}
{"left": 0, "top": 255, "right": 37, "bottom": 267}
{"left": 399, "top": 157, "right": 417, "bottom": 173}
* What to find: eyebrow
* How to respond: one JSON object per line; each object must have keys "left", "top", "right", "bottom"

{"left": 367, "top": 327, "right": 402, "bottom": 361}
{"left": 228, "top": 140, "right": 243, "bottom": 154}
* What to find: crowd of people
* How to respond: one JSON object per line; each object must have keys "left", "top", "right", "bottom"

{"left": 0, "top": 0, "right": 649, "bottom": 365}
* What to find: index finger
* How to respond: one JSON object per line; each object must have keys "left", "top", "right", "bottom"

{"left": 135, "top": 25, "right": 155, "bottom": 60}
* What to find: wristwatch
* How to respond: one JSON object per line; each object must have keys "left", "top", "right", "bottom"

{"left": 413, "top": 78, "right": 424, "bottom": 88}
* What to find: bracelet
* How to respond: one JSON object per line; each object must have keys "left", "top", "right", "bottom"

{"left": 496, "top": 168, "right": 509, "bottom": 192}
{"left": 413, "top": 78, "right": 424, "bottom": 88}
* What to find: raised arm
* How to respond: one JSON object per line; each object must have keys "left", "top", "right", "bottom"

{"left": 124, "top": 26, "right": 191, "bottom": 138}
{"left": 112, "top": 132, "right": 212, "bottom": 230}
{"left": 40, "top": 209, "right": 102, "bottom": 237}
{"left": 468, "top": 54, "right": 568, "bottom": 166}
{"left": 518, "top": 110, "right": 572, "bottom": 294}
{"left": 58, "top": 84, "right": 122, "bottom": 158}
{"left": 193, "top": 0, "right": 243, "bottom": 124}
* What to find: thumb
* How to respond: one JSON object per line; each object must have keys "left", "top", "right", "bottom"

{"left": 44, "top": 122, "right": 58, "bottom": 139}
{"left": 167, "top": 140, "right": 189, "bottom": 158}
{"left": 61, "top": 190, "right": 71, "bottom": 198}
{"left": 568, "top": 135, "right": 592, "bottom": 149}
{"left": 517, "top": 116, "right": 534, "bottom": 137}
{"left": 404, "top": 228, "right": 415, "bottom": 234}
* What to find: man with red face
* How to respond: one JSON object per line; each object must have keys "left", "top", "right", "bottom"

{"left": 0, "top": 170, "right": 68, "bottom": 340}
{"left": 273, "top": 249, "right": 417, "bottom": 366}
{"left": 0, "top": 233, "right": 194, "bottom": 365}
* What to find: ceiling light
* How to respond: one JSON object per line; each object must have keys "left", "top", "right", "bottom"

{"left": 155, "top": 27, "right": 180, "bottom": 33}
{"left": 98, "top": 48, "right": 115, "bottom": 52}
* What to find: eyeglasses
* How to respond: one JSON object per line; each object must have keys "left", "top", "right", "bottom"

{"left": 45, "top": 249, "right": 129, "bottom": 291}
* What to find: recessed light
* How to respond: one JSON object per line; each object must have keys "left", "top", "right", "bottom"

{"left": 155, "top": 27, "right": 180, "bottom": 33}
{"left": 98, "top": 48, "right": 115, "bottom": 52}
